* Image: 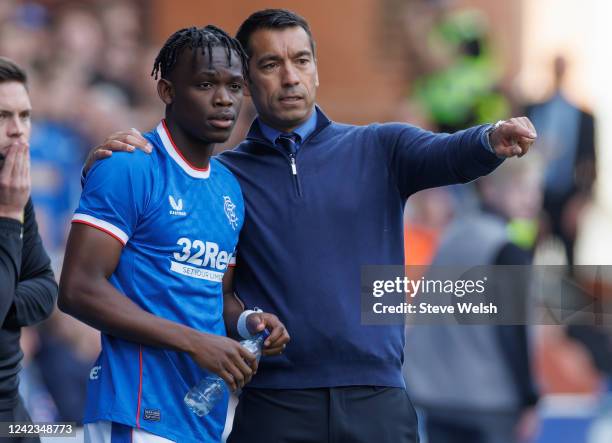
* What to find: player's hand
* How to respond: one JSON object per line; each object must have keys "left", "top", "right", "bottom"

{"left": 189, "top": 333, "right": 258, "bottom": 392}
{"left": 489, "top": 117, "right": 537, "bottom": 158}
{"left": 246, "top": 312, "right": 291, "bottom": 356}
{"left": 0, "top": 142, "right": 30, "bottom": 221}
{"left": 83, "top": 128, "right": 153, "bottom": 176}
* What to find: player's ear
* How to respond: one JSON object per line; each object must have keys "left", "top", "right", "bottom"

{"left": 243, "top": 78, "right": 251, "bottom": 97}
{"left": 157, "top": 79, "right": 174, "bottom": 105}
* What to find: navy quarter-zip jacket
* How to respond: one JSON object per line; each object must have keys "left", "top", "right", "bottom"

{"left": 217, "top": 107, "right": 503, "bottom": 388}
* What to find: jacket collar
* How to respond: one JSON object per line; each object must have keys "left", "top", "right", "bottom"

{"left": 246, "top": 105, "right": 332, "bottom": 146}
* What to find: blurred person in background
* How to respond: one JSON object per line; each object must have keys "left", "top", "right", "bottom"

{"left": 525, "top": 55, "right": 597, "bottom": 266}
{"left": 33, "top": 311, "right": 100, "bottom": 425}
{"left": 404, "top": 158, "right": 543, "bottom": 443}
{"left": 0, "top": 1, "right": 159, "bottom": 268}
{"left": 88, "top": 8, "right": 539, "bottom": 443}
{"left": 17, "top": 326, "right": 58, "bottom": 424}
{"left": 404, "top": 5, "right": 511, "bottom": 133}
{"left": 525, "top": 57, "right": 608, "bottom": 435}
{"left": 0, "top": 2, "right": 49, "bottom": 71}
{"left": 92, "top": 0, "right": 143, "bottom": 106}
{"left": 404, "top": 187, "right": 455, "bottom": 268}
{"left": 0, "top": 56, "right": 57, "bottom": 443}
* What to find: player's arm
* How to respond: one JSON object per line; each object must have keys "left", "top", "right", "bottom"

{"left": 222, "top": 266, "right": 290, "bottom": 356}
{"left": 59, "top": 224, "right": 257, "bottom": 391}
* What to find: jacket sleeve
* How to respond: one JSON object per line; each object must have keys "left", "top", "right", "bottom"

{"left": 376, "top": 123, "right": 504, "bottom": 199}
{"left": 0, "top": 217, "right": 23, "bottom": 325}
{"left": 2, "top": 199, "right": 57, "bottom": 329}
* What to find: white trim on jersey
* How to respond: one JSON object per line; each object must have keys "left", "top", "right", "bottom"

{"left": 84, "top": 421, "right": 176, "bottom": 443}
{"left": 156, "top": 121, "right": 212, "bottom": 179}
{"left": 72, "top": 213, "right": 129, "bottom": 245}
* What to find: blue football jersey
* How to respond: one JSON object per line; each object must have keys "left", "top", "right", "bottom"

{"left": 73, "top": 121, "right": 244, "bottom": 443}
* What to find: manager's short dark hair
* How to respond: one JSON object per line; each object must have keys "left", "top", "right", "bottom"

{"left": 236, "top": 9, "right": 316, "bottom": 58}
{"left": 0, "top": 57, "right": 27, "bottom": 86}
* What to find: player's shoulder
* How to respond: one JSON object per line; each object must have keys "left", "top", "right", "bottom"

{"left": 89, "top": 148, "right": 153, "bottom": 175}
{"left": 85, "top": 137, "right": 158, "bottom": 191}
{"left": 142, "top": 126, "right": 163, "bottom": 152}
{"left": 211, "top": 156, "right": 241, "bottom": 187}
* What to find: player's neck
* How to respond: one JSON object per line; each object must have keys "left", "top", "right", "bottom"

{"left": 164, "top": 118, "right": 214, "bottom": 169}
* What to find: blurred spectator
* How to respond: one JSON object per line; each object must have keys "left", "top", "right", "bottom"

{"left": 91, "top": 1, "right": 143, "bottom": 106}
{"left": 524, "top": 57, "right": 605, "bottom": 417}
{"left": 403, "top": 5, "right": 511, "bottom": 133}
{"left": 0, "top": 1, "right": 161, "bottom": 264}
{"left": 525, "top": 56, "right": 597, "bottom": 266}
{"left": 404, "top": 158, "right": 544, "bottom": 443}
{"left": 33, "top": 312, "right": 100, "bottom": 424}
{"left": 404, "top": 187, "right": 454, "bottom": 267}
{"left": 18, "top": 327, "right": 58, "bottom": 423}
{"left": 400, "top": 3, "right": 514, "bottom": 214}
{"left": 52, "top": 5, "right": 104, "bottom": 74}
{"left": 28, "top": 117, "right": 87, "bottom": 267}
{"left": 0, "top": 2, "right": 50, "bottom": 70}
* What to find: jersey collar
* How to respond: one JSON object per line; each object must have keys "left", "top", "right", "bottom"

{"left": 157, "top": 120, "right": 211, "bottom": 179}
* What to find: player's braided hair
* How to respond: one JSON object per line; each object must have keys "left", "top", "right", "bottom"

{"left": 151, "top": 25, "right": 248, "bottom": 80}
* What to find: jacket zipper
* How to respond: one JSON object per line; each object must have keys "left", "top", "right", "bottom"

{"left": 288, "top": 153, "right": 302, "bottom": 197}
{"left": 246, "top": 132, "right": 324, "bottom": 199}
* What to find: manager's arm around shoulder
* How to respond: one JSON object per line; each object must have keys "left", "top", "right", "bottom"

{"left": 82, "top": 128, "right": 152, "bottom": 177}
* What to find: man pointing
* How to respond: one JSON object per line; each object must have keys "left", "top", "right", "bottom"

{"left": 85, "top": 9, "right": 536, "bottom": 443}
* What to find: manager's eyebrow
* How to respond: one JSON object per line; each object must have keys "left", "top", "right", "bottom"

{"left": 256, "top": 54, "right": 283, "bottom": 64}
{"left": 292, "top": 50, "right": 313, "bottom": 59}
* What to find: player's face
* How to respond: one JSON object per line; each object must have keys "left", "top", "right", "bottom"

{"left": 0, "top": 81, "right": 31, "bottom": 160}
{"left": 246, "top": 26, "right": 318, "bottom": 133}
{"left": 169, "top": 46, "right": 244, "bottom": 144}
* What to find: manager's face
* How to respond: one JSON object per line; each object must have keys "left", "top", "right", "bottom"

{"left": 246, "top": 26, "right": 318, "bottom": 133}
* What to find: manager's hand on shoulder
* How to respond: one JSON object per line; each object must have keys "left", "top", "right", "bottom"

{"left": 489, "top": 117, "right": 537, "bottom": 158}
{"left": 83, "top": 128, "right": 153, "bottom": 176}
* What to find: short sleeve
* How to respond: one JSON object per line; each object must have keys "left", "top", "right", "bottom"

{"left": 228, "top": 249, "right": 237, "bottom": 267}
{"left": 72, "top": 151, "right": 154, "bottom": 246}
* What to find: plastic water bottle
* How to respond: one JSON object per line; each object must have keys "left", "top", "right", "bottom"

{"left": 184, "top": 330, "right": 270, "bottom": 416}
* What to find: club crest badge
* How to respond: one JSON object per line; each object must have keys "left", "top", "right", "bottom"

{"left": 223, "top": 196, "right": 238, "bottom": 230}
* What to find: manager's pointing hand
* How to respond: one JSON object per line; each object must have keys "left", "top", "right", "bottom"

{"left": 489, "top": 117, "right": 537, "bottom": 158}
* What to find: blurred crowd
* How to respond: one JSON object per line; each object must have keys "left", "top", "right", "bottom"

{"left": 0, "top": 0, "right": 162, "bottom": 264}
{"left": 1, "top": 0, "right": 610, "bottom": 441}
